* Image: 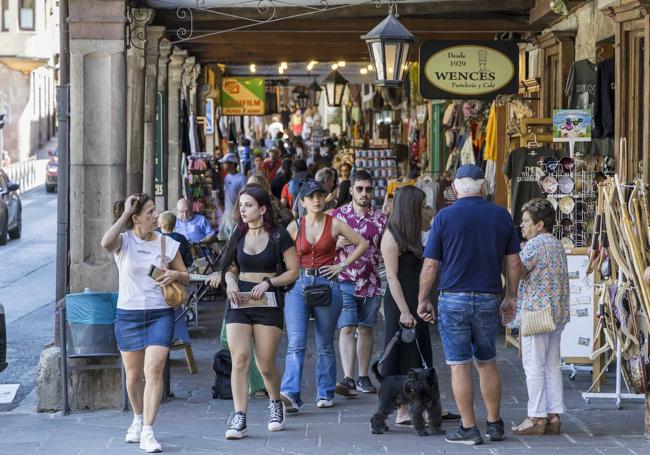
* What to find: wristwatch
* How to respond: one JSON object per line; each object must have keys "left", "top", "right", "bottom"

{"left": 263, "top": 277, "right": 274, "bottom": 289}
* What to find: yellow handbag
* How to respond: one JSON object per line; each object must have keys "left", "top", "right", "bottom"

{"left": 520, "top": 304, "right": 556, "bottom": 337}
{"left": 160, "top": 235, "right": 187, "bottom": 308}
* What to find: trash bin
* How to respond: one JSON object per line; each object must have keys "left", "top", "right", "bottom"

{"left": 0, "top": 302, "right": 7, "bottom": 373}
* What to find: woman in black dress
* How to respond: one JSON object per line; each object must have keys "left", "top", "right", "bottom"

{"left": 380, "top": 186, "right": 433, "bottom": 425}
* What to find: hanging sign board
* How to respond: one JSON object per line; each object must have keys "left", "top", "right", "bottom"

{"left": 221, "top": 77, "right": 265, "bottom": 115}
{"left": 204, "top": 98, "right": 214, "bottom": 134}
{"left": 552, "top": 109, "right": 592, "bottom": 142}
{"left": 419, "top": 41, "right": 519, "bottom": 100}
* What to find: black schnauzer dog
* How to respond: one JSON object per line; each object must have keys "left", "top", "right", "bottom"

{"left": 370, "top": 361, "right": 443, "bottom": 436}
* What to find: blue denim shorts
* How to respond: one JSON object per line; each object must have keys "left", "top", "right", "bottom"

{"left": 114, "top": 308, "right": 174, "bottom": 351}
{"left": 437, "top": 292, "right": 501, "bottom": 365}
{"left": 337, "top": 282, "right": 382, "bottom": 329}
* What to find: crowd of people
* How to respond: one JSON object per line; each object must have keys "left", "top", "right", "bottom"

{"left": 103, "top": 141, "right": 578, "bottom": 451}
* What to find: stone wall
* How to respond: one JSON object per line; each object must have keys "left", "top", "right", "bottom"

{"left": 546, "top": 0, "right": 617, "bottom": 61}
{"left": 0, "top": 63, "right": 29, "bottom": 162}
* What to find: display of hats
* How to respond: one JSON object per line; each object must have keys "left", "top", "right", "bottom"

{"left": 543, "top": 157, "right": 559, "bottom": 172}
{"left": 561, "top": 236, "right": 575, "bottom": 248}
{"left": 547, "top": 196, "right": 558, "bottom": 211}
{"left": 560, "top": 156, "right": 575, "bottom": 173}
{"left": 558, "top": 175, "right": 575, "bottom": 194}
{"left": 541, "top": 175, "right": 559, "bottom": 194}
{"left": 559, "top": 196, "right": 575, "bottom": 214}
{"left": 560, "top": 218, "right": 574, "bottom": 235}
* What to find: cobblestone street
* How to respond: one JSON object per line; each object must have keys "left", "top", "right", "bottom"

{"left": 1, "top": 299, "right": 648, "bottom": 454}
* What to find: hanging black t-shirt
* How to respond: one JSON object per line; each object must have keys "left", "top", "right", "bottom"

{"left": 565, "top": 59, "right": 597, "bottom": 155}
{"left": 594, "top": 58, "right": 615, "bottom": 139}
{"left": 234, "top": 228, "right": 293, "bottom": 292}
{"left": 503, "top": 147, "right": 562, "bottom": 227}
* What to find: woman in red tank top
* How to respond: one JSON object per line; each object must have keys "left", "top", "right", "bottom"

{"left": 280, "top": 179, "right": 368, "bottom": 412}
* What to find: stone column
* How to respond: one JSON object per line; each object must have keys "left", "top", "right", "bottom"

{"left": 155, "top": 38, "right": 171, "bottom": 210}
{"left": 125, "top": 7, "right": 154, "bottom": 194}
{"left": 189, "top": 64, "right": 201, "bottom": 114}
{"left": 142, "top": 25, "right": 165, "bottom": 199}
{"left": 167, "top": 47, "right": 187, "bottom": 208}
{"left": 38, "top": 0, "right": 125, "bottom": 413}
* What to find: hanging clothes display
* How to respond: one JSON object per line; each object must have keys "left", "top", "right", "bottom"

{"left": 593, "top": 57, "right": 615, "bottom": 139}
{"left": 503, "top": 147, "right": 563, "bottom": 227}
{"left": 565, "top": 59, "right": 597, "bottom": 155}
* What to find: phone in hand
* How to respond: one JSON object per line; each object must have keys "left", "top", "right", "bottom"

{"left": 148, "top": 264, "right": 165, "bottom": 280}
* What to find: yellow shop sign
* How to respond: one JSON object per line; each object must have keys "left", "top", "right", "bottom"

{"left": 419, "top": 41, "right": 519, "bottom": 100}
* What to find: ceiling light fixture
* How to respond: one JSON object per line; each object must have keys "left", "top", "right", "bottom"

{"left": 250, "top": 64, "right": 256, "bottom": 73}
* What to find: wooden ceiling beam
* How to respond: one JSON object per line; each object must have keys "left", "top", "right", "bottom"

{"left": 157, "top": 17, "right": 537, "bottom": 34}
{"left": 155, "top": 0, "right": 532, "bottom": 22}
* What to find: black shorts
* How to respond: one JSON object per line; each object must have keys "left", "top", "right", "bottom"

{"left": 224, "top": 306, "right": 284, "bottom": 329}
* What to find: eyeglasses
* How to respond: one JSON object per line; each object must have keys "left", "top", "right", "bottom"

{"left": 354, "top": 186, "right": 374, "bottom": 194}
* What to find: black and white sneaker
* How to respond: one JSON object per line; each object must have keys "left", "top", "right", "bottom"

{"left": 335, "top": 377, "right": 359, "bottom": 397}
{"left": 268, "top": 399, "right": 285, "bottom": 432}
{"left": 445, "top": 425, "right": 484, "bottom": 445}
{"left": 356, "top": 376, "right": 377, "bottom": 394}
{"left": 485, "top": 419, "right": 505, "bottom": 441}
{"left": 225, "top": 412, "right": 248, "bottom": 440}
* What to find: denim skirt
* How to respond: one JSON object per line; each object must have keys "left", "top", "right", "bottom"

{"left": 114, "top": 308, "right": 174, "bottom": 351}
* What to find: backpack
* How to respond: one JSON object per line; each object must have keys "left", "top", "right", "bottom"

{"left": 211, "top": 349, "right": 233, "bottom": 400}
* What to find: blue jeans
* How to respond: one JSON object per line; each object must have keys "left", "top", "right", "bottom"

{"left": 437, "top": 292, "right": 501, "bottom": 365}
{"left": 281, "top": 273, "right": 343, "bottom": 403}
{"left": 337, "top": 281, "right": 382, "bottom": 329}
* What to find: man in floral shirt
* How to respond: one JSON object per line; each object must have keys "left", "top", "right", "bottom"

{"left": 332, "top": 170, "right": 387, "bottom": 396}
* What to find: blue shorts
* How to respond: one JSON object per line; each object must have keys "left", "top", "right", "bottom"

{"left": 437, "top": 292, "right": 501, "bottom": 365}
{"left": 337, "top": 282, "right": 382, "bottom": 329}
{"left": 115, "top": 308, "right": 174, "bottom": 351}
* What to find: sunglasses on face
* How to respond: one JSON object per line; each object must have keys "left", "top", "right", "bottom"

{"left": 355, "top": 186, "right": 373, "bottom": 194}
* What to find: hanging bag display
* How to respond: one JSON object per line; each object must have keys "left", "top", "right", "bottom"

{"left": 159, "top": 235, "right": 187, "bottom": 308}
{"left": 520, "top": 304, "right": 556, "bottom": 337}
{"left": 297, "top": 219, "right": 332, "bottom": 309}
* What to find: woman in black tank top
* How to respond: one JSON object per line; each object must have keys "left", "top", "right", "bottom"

{"left": 208, "top": 186, "right": 299, "bottom": 440}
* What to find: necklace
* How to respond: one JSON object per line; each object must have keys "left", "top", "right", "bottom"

{"left": 248, "top": 224, "right": 264, "bottom": 230}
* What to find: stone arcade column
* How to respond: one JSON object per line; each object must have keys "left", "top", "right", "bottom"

{"left": 167, "top": 47, "right": 187, "bottom": 208}
{"left": 68, "top": 0, "right": 126, "bottom": 293}
{"left": 142, "top": 26, "right": 165, "bottom": 198}
{"left": 125, "top": 7, "right": 154, "bottom": 194}
{"left": 37, "top": 0, "right": 126, "bottom": 412}
{"left": 155, "top": 38, "right": 171, "bottom": 209}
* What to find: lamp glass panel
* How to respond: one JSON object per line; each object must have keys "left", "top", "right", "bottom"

{"left": 384, "top": 42, "right": 400, "bottom": 81}
{"left": 371, "top": 42, "right": 385, "bottom": 81}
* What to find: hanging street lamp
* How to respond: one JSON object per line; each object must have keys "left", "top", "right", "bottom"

{"left": 308, "top": 80, "right": 323, "bottom": 108}
{"left": 361, "top": 9, "right": 415, "bottom": 87}
{"left": 322, "top": 70, "right": 348, "bottom": 107}
{"left": 297, "top": 91, "right": 309, "bottom": 111}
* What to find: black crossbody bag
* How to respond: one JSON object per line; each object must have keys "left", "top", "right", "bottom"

{"left": 297, "top": 219, "right": 332, "bottom": 308}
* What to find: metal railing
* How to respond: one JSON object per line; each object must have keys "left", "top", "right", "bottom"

{"left": 3, "top": 158, "right": 48, "bottom": 193}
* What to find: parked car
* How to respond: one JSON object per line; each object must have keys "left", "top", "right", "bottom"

{"left": 0, "top": 302, "right": 6, "bottom": 373}
{"left": 0, "top": 168, "right": 21, "bottom": 245}
{"left": 46, "top": 149, "right": 58, "bottom": 193}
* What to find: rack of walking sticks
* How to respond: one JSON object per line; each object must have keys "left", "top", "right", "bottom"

{"left": 583, "top": 177, "right": 649, "bottom": 407}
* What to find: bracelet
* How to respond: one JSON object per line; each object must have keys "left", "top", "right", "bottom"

{"left": 263, "top": 277, "right": 274, "bottom": 289}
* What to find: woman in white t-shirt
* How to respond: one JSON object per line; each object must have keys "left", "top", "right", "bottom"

{"left": 101, "top": 193, "right": 189, "bottom": 453}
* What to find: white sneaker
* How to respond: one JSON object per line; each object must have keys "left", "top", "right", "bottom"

{"left": 316, "top": 398, "right": 334, "bottom": 408}
{"left": 125, "top": 422, "right": 142, "bottom": 443}
{"left": 139, "top": 430, "right": 162, "bottom": 453}
{"left": 225, "top": 412, "right": 248, "bottom": 440}
{"left": 268, "top": 400, "right": 285, "bottom": 432}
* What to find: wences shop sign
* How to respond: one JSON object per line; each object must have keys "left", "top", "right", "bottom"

{"left": 419, "top": 41, "right": 519, "bottom": 99}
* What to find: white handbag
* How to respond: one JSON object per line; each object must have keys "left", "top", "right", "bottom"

{"left": 520, "top": 304, "right": 556, "bottom": 337}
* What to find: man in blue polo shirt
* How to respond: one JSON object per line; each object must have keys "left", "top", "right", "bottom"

{"left": 175, "top": 198, "right": 217, "bottom": 244}
{"left": 418, "top": 164, "right": 521, "bottom": 446}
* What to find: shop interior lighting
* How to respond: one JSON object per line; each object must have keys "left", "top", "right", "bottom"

{"left": 280, "top": 62, "right": 288, "bottom": 69}
{"left": 360, "top": 68, "right": 368, "bottom": 75}
{"left": 331, "top": 63, "right": 339, "bottom": 70}
{"left": 250, "top": 64, "right": 256, "bottom": 73}
{"left": 307, "top": 60, "right": 318, "bottom": 71}
{"left": 337, "top": 61, "right": 346, "bottom": 67}
{"left": 361, "top": 8, "right": 415, "bottom": 86}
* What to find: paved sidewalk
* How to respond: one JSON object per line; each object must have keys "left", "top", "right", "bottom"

{"left": 0, "top": 296, "right": 648, "bottom": 454}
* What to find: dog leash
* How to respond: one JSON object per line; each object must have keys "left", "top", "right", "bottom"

{"left": 378, "top": 327, "right": 429, "bottom": 370}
